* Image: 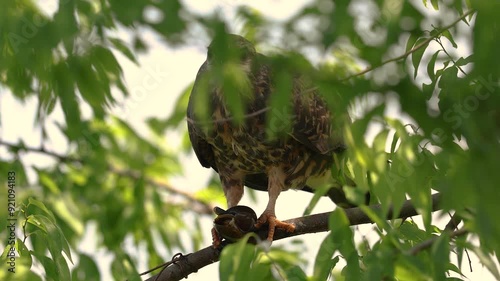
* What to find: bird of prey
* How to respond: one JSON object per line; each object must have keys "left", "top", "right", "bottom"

{"left": 187, "top": 34, "right": 351, "bottom": 244}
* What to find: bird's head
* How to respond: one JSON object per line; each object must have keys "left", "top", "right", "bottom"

{"left": 207, "top": 34, "right": 256, "bottom": 73}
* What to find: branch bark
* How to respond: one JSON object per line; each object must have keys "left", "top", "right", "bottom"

{"left": 145, "top": 193, "right": 442, "bottom": 281}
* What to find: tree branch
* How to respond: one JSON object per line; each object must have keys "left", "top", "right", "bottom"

{"left": 444, "top": 212, "right": 462, "bottom": 232}
{"left": 0, "top": 139, "right": 214, "bottom": 215}
{"left": 145, "top": 193, "right": 442, "bottom": 281}
{"left": 408, "top": 228, "right": 468, "bottom": 256}
{"left": 0, "top": 139, "right": 80, "bottom": 162}
{"left": 341, "top": 9, "right": 475, "bottom": 81}
{"left": 109, "top": 166, "right": 215, "bottom": 215}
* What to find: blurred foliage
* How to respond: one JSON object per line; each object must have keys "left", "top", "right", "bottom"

{"left": 0, "top": 0, "right": 499, "bottom": 280}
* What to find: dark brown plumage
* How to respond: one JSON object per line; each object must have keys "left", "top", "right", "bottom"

{"left": 187, "top": 34, "right": 349, "bottom": 243}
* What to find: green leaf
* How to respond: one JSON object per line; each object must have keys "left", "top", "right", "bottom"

{"left": 28, "top": 198, "right": 56, "bottom": 222}
{"left": 431, "top": 234, "right": 450, "bottom": 280}
{"left": 395, "top": 254, "right": 431, "bottom": 281}
{"left": 53, "top": 254, "right": 71, "bottom": 281}
{"left": 24, "top": 198, "right": 74, "bottom": 267}
{"left": 473, "top": 2, "right": 500, "bottom": 78}
{"left": 111, "top": 253, "right": 141, "bottom": 281}
{"left": 441, "top": 30, "right": 457, "bottom": 48}
{"left": 313, "top": 235, "right": 340, "bottom": 281}
{"left": 422, "top": 82, "right": 435, "bottom": 100}
{"left": 372, "top": 129, "right": 390, "bottom": 172}
{"left": 266, "top": 69, "right": 293, "bottom": 139}
{"left": 329, "top": 209, "right": 361, "bottom": 280}
{"left": 71, "top": 55, "right": 106, "bottom": 117}
{"left": 363, "top": 235, "right": 400, "bottom": 281}
{"left": 405, "top": 33, "right": 419, "bottom": 53}
{"left": 219, "top": 235, "right": 262, "bottom": 281}
{"left": 52, "top": 195, "right": 84, "bottom": 236}
{"left": 359, "top": 205, "right": 391, "bottom": 232}
{"left": 422, "top": 0, "right": 439, "bottom": 10}
{"left": 437, "top": 67, "right": 458, "bottom": 90}
{"left": 16, "top": 238, "right": 33, "bottom": 268}
{"left": 221, "top": 62, "right": 252, "bottom": 124}
{"left": 238, "top": 6, "right": 265, "bottom": 41}
{"left": 36, "top": 254, "right": 59, "bottom": 280}
{"left": 154, "top": 0, "right": 186, "bottom": 37}
{"left": 430, "top": 0, "right": 439, "bottom": 10}
{"left": 427, "top": 50, "right": 441, "bottom": 82}
{"left": 110, "top": 37, "right": 138, "bottom": 64}
{"left": 454, "top": 55, "right": 473, "bottom": 67}
{"left": 41, "top": 215, "right": 74, "bottom": 264}
{"left": 412, "top": 37, "right": 430, "bottom": 78}
{"left": 72, "top": 254, "right": 100, "bottom": 281}
{"left": 53, "top": 62, "right": 81, "bottom": 139}
{"left": 91, "top": 45, "right": 123, "bottom": 78}
{"left": 37, "top": 169, "right": 60, "bottom": 194}
{"left": 399, "top": 221, "right": 429, "bottom": 243}
{"left": 390, "top": 131, "right": 400, "bottom": 155}
{"left": 284, "top": 265, "right": 308, "bottom": 281}
{"left": 303, "top": 184, "right": 331, "bottom": 216}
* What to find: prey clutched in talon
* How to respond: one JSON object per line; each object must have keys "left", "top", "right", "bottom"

{"left": 211, "top": 206, "right": 257, "bottom": 248}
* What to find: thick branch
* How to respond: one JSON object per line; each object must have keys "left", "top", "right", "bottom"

{"left": 145, "top": 193, "right": 442, "bottom": 281}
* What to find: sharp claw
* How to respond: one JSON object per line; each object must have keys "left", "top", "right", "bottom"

{"left": 212, "top": 227, "right": 222, "bottom": 248}
{"left": 255, "top": 213, "right": 295, "bottom": 241}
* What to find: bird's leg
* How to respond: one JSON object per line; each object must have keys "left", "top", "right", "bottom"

{"left": 255, "top": 167, "right": 295, "bottom": 241}
{"left": 212, "top": 176, "right": 244, "bottom": 248}
{"left": 212, "top": 227, "right": 222, "bottom": 248}
{"left": 221, "top": 176, "right": 244, "bottom": 208}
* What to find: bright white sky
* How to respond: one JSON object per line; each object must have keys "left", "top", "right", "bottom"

{"left": 0, "top": 0, "right": 497, "bottom": 280}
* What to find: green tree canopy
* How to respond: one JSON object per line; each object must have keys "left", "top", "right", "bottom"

{"left": 1, "top": 0, "right": 499, "bottom": 280}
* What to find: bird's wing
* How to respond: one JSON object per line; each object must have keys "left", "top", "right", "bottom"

{"left": 290, "top": 85, "right": 347, "bottom": 155}
{"left": 187, "top": 61, "right": 217, "bottom": 170}
{"left": 255, "top": 53, "right": 346, "bottom": 155}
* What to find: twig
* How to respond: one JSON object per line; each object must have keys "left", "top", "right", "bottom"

{"left": 408, "top": 228, "right": 468, "bottom": 256}
{"left": 445, "top": 212, "right": 462, "bottom": 231}
{"left": 443, "top": 213, "right": 475, "bottom": 272}
{"left": 136, "top": 253, "right": 190, "bottom": 281}
{"left": 0, "top": 139, "right": 80, "bottom": 162}
{"left": 341, "top": 9, "right": 475, "bottom": 81}
{"left": 145, "top": 193, "right": 442, "bottom": 281}
{"left": 435, "top": 37, "right": 468, "bottom": 76}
